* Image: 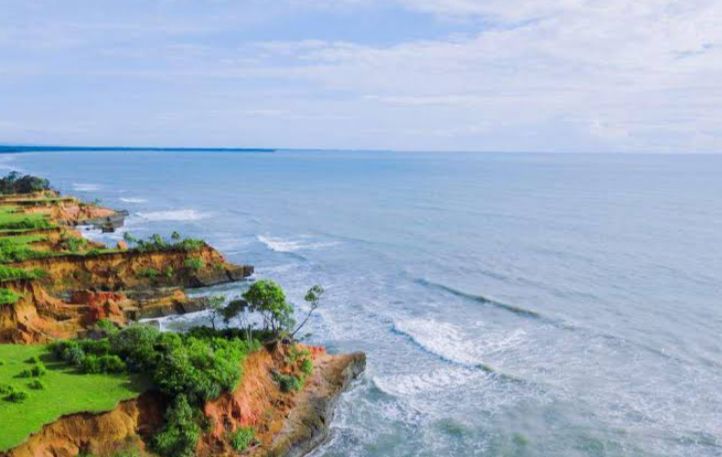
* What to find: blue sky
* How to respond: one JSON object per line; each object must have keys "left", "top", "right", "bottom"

{"left": 1, "top": 0, "right": 721, "bottom": 152}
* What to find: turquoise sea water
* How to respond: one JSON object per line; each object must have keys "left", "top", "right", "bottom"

{"left": 4, "top": 150, "right": 721, "bottom": 457}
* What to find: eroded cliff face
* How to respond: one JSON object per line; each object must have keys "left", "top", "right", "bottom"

{"left": 1, "top": 347, "right": 366, "bottom": 457}
{"left": 1, "top": 394, "right": 167, "bottom": 457}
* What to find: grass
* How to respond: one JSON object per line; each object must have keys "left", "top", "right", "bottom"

{"left": 0, "top": 344, "right": 147, "bottom": 452}
{"left": 0, "top": 265, "right": 46, "bottom": 282}
{"left": 0, "top": 207, "right": 53, "bottom": 231}
{"left": 0, "top": 288, "right": 22, "bottom": 305}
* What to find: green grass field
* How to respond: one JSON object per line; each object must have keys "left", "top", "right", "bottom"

{"left": 0, "top": 344, "right": 148, "bottom": 451}
{"left": 0, "top": 206, "right": 53, "bottom": 231}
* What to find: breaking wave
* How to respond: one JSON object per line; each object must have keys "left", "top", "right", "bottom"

{"left": 257, "top": 235, "right": 339, "bottom": 253}
{"left": 136, "top": 209, "right": 210, "bottom": 222}
{"left": 72, "top": 183, "right": 101, "bottom": 192}
{"left": 119, "top": 197, "right": 147, "bottom": 203}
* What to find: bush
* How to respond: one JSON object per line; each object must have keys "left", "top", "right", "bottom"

{"left": 229, "top": 427, "right": 255, "bottom": 452}
{"left": 273, "top": 372, "right": 303, "bottom": 393}
{"left": 27, "top": 379, "right": 46, "bottom": 390}
{"left": 301, "top": 358, "right": 313, "bottom": 376}
{"left": 4, "top": 386, "right": 29, "bottom": 403}
{"left": 18, "top": 362, "right": 46, "bottom": 378}
{"left": 152, "top": 395, "right": 201, "bottom": 457}
{"left": 138, "top": 267, "right": 159, "bottom": 280}
{"left": 184, "top": 257, "right": 204, "bottom": 271}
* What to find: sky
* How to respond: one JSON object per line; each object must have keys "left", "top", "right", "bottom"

{"left": 1, "top": 0, "right": 721, "bottom": 153}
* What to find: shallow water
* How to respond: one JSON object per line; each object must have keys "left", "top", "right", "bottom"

{"left": 4, "top": 150, "right": 722, "bottom": 456}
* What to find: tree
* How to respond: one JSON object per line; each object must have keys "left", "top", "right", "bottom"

{"left": 171, "top": 231, "right": 181, "bottom": 241}
{"left": 207, "top": 295, "right": 226, "bottom": 330}
{"left": 291, "top": 285, "right": 324, "bottom": 338}
{"left": 242, "top": 280, "right": 294, "bottom": 336}
{"left": 222, "top": 298, "right": 254, "bottom": 342}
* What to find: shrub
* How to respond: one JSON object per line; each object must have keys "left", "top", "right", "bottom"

{"left": 5, "top": 389, "right": 29, "bottom": 403}
{"left": 301, "top": 358, "right": 313, "bottom": 376}
{"left": 273, "top": 372, "right": 303, "bottom": 393}
{"left": 96, "top": 318, "right": 119, "bottom": 335}
{"left": 81, "top": 355, "right": 102, "bottom": 373}
{"left": 98, "top": 355, "right": 126, "bottom": 373}
{"left": 229, "top": 427, "right": 255, "bottom": 452}
{"left": 184, "top": 257, "right": 204, "bottom": 271}
{"left": 0, "top": 383, "right": 11, "bottom": 395}
{"left": 138, "top": 267, "right": 159, "bottom": 280}
{"left": 27, "top": 379, "right": 46, "bottom": 390}
{"left": 18, "top": 362, "right": 46, "bottom": 378}
{"left": 152, "top": 395, "right": 201, "bottom": 457}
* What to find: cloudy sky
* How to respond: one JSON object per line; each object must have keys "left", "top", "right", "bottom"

{"left": 1, "top": 0, "right": 721, "bottom": 152}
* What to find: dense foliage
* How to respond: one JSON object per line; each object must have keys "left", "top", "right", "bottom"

{"left": 50, "top": 325, "right": 259, "bottom": 456}
{"left": 123, "top": 232, "right": 206, "bottom": 253}
{"left": 0, "top": 172, "right": 50, "bottom": 195}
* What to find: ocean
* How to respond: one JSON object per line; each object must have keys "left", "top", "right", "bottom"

{"left": 3, "top": 149, "right": 721, "bottom": 456}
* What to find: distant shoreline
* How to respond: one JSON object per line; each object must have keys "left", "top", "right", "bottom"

{"left": 0, "top": 145, "right": 276, "bottom": 154}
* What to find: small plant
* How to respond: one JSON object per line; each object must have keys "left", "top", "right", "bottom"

{"left": 18, "top": 361, "right": 46, "bottom": 378}
{"left": 138, "top": 267, "right": 159, "bottom": 280}
{"left": 229, "top": 426, "right": 255, "bottom": 452}
{"left": 96, "top": 318, "right": 119, "bottom": 335}
{"left": 301, "top": 358, "right": 313, "bottom": 376}
{"left": 273, "top": 372, "right": 303, "bottom": 393}
{"left": 27, "top": 379, "right": 46, "bottom": 390}
{"left": 184, "top": 257, "right": 204, "bottom": 271}
{"left": 4, "top": 387, "right": 29, "bottom": 403}
{"left": 0, "top": 288, "right": 22, "bottom": 305}
{"left": 163, "top": 266, "right": 175, "bottom": 278}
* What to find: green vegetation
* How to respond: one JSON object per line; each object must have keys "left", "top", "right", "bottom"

{"left": 51, "top": 325, "right": 260, "bottom": 457}
{"left": 123, "top": 232, "right": 206, "bottom": 253}
{"left": 273, "top": 372, "right": 304, "bottom": 392}
{"left": 152, "top": 395, "right": 201, "bottom": 457}
{"left": 0, "top": 288, "right": 21, "bottom": 305}
{"left": 229, "top": 426, "right": 255, "bottom": 452}
{"left": 184, "top": 257, "right": 204, "bottom": 271}
{"left": 0, "top": 172, "right": 50, "bottom": 195}
{"left": 137, "top": 267, "right": 160, "bottom": 280}
{"left": 0, "top": 265, "right": 46, "bottom": 282}
{"left": 0, "top": 344, "right": 146, "bottom": 451}
{"left": 0, "top": 207, "right": 53, "bottom": 231}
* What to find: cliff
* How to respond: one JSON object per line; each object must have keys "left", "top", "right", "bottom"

{"left": 1, "top": 347, "right": 365, "bottom": 457}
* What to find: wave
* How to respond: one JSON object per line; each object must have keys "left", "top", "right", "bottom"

{"left": 414, "top": 278, "right": 560, "bottom": 323}
{"left": 392, "top": 318, "right": 526, "bottom": 385}
{"left": 119, "top": 197, "right": 147, "bottom": 204}
{"left": 373, "top": 366, "right": 485, "bottom": 397}
{"left": 72, "top": 183, "right": 101, "bottom": 192}
{"left": 136, "top": 209, "right": 210, "bottom": 222}
{"left": 257, "top": 235, "right": 339, "bottom": 253}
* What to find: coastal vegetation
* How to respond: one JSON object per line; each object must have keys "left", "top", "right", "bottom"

{"left": 0, "top": 173, "right": 361, "bottom": 457}
{"left": 0, "top": 344, "right": 146, "bottom": 451}
{"left": 0, "top": 172, "right": 50, "bottom": 195}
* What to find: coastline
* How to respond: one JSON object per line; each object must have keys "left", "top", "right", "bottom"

{"left": 0, "top": 177, "right": 364, "bottom": 456}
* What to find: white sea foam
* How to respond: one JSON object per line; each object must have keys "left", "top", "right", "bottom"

{"left": 72, "top": 183, "right": 101, "bottom": 192}
{"left": 136, "top": 209, "right": 210, "bottom": 222}
{"left": 119, "top": 197, "right": 147, "bottom": 203}
{"left": 393, "top": 318, "right": 527, "bottom": 368}
{"left": 257, "top": 235, "right": 338, "bottom": 253}
{"left": 373, "top": 366, "right": 485, "bottom": 397}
